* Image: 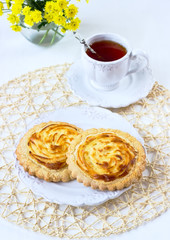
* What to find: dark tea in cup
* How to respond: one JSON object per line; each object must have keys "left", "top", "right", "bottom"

{"left": 86, "top": 40, "right": 127, "bottom": 62}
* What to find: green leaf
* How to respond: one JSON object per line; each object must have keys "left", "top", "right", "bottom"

{"left": 24, "top": 0, "right": 43, "bottom": 11}
{"left": 37, "top": 21, "right": 48, "bottom": 30}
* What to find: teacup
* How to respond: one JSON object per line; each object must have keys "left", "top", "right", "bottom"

{"left": 82, "top": 33, "right": 149, "bottom": 91}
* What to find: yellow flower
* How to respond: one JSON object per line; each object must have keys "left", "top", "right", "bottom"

{"left": 60, "top": 21, "right": 69, "bottom": 31}
{"left": 24, "top": 10, "right": 42, "bottom": 26}
{"left": 45, "top": 1, "right": 61, "bottom": 17}
{"left": 57, "top": 0, "right": 68, "bottom": 10}
{"left": 0, "top": 2, "right": 3, "bottom": 16}
{"left": 65, "top": 4, "right": 78, "bottom": 18}
{"left": 11, "top": 3, "right": 22, "bottom": 15}
{"left": 11, "top": 25, "right": 21, "bottom": 32}
{"left": 22, "top": 6, "right": 31, "bottom": 15}
{"left": 68, "top": 17, "right": 80, "bottom": 31}
{"left": 44, "top": 12, "right": 54, "bottom": 23}
{"left": 6, "top": 0, "right": 10, "bottom": 9}
{"left": 45, "top": 1, "right": 55, "bottom": 12}
{"left": 7, "top": 13, "right": 19, "bottom": 24}
{"left": 31, "top": 10, "right": 42, "bottom": 23}
{"left": 14, "top": 0, "right": 24, "bottom": 4}
{"left": 53, "top": 15, "right": 65, "bottom": 25}
{"left": 60, "top": 27, "right": 66, "bottom": 33}
{"left": 24, "top": 15, "right": 34, "bottom": 26}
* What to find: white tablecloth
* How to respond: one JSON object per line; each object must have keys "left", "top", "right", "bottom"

{"left": 0, "top": 0, "right": 169, "bottom": 239}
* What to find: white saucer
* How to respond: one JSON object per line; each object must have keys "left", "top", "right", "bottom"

{"left": 66, "top": 61, "right": 155, "bottom": 108}
{"left": 15, "top": 105, "right": 145, "bottom": 207}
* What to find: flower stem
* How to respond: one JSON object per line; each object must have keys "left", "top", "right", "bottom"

{"left": 51, "top": 30, "right": 57, "bottom": 45}
{"left": 52, "top": 28, "right": 64, "bottom": 38}
{"left": 39, "top": 29, "right": 49, "bottom": 44}
{"left": 50, "top": 28, "right": 64, "bottom": 45}
{"left": 19, "top": 22, "right": 27, "bottom": 28}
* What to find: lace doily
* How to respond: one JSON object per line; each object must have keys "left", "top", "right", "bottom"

{"left": 0, "top": 64, "right": 169, "bottom": 238}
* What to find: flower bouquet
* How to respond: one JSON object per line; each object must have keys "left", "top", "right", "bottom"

{"left": 0, "top": 0, "right": 88, "bottom": 44}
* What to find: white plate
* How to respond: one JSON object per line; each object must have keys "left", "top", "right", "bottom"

{"left": 15, "top": 105, "right": 145, "bottom": 206}
{"left": 66, "top": 61, "right": 155, "bottom": 108}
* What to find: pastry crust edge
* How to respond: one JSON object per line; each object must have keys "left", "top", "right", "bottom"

{"left": 67, "top": 128, "right": 146, "bottom": 190}
{"left": 16, "top": 121, "right": 83, "bottom": 182}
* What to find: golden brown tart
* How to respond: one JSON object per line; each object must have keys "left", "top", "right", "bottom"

{"left": 67, "top": 128, "right": 146, "bottom": 190}
{"left": 16, "top": 122, "right": 82, "bottom": 182}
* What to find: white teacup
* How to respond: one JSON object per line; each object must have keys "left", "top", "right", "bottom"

{"left": 82, "top": 33, "right": 149, "bottom": 91}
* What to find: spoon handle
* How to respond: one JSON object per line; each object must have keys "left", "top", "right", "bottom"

{"left": 73, "top": 32, "right": 97, "bottom": 54}
{"left": 73, "top": 32, "right": 105, "bottom": 61}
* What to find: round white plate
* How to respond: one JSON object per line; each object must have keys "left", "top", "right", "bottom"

{"left": 66, "top": 61, "right": 155, "bottom": 108}
{"left": 15, "top": 105, "right": 145, "bottom": 206}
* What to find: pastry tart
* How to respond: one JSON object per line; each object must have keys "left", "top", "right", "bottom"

{"left": 67, "top": 128, "right": 146, "bottom": 190}
{"left": 16, "top": 122, "right": 82, "bottom": 182}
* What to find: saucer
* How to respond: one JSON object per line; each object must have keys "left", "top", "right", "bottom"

{"left": 65, "top": 61, "right": 155, "bottom": 108}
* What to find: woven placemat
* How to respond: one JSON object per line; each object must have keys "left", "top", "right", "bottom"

{"left": 0, "top": 64, "right": 169, "bottom": 238}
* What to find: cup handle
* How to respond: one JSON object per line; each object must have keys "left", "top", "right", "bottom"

{"left": 126, "top": 49, "right": 149, "bottom": 76}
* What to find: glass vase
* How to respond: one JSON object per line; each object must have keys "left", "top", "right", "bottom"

{"left": 21, "top": 22, "right": 64, "bottom": 46}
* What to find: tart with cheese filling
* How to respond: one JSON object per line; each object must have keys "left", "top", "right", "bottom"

{"left": 67, "top": 128, "right": 146, "bottom": 190}
{"left": 16, "top": 122, "right": 82, "bottom": 182}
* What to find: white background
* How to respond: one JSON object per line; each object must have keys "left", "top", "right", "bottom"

{"left": 0, "top": 0, "right": 170, "bottom": 239}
